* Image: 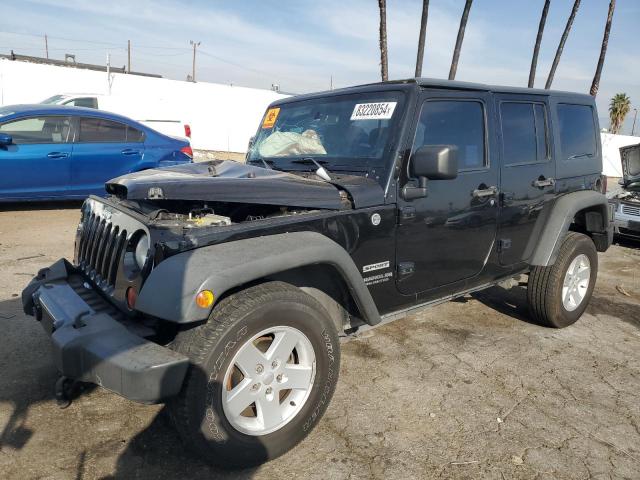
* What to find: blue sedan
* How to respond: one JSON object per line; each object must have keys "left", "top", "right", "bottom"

{"left": 0, "top": 104, "right": 193, "bottom": 201}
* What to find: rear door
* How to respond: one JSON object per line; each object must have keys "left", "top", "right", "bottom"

{"left": 0, "top": 115, "right": 72, "bottom": 199}
{"left": 495, "top": 94, "right": 556, "bottom": 265}
{"left": 70, "top": 116, "right": 146, "bottom": 196}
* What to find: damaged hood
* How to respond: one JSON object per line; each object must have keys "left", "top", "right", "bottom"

{"left": 620, "top": 143, "right": 640, "bottom": 189}
{"left": 105, "top": 160, "right": 385, "bottom": 209}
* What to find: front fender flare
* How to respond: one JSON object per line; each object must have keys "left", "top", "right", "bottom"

{"left": 135, "top": 231, "right": 381, "bottom": 325}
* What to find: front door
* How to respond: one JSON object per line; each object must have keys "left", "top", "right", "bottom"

{"left": 0, "top": 115, "right": 72, "bottom": 199}
{"left": 396, "top": 90, "right": 499, "bottom": 295}
{"left": 495, "top": 94, "right": 556, "bottom": 266}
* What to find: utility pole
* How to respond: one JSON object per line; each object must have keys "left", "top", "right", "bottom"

{"left": 127, "top": 40, "right": 131, "bottom": 73}
{"left": 190, "top": 40, "right": 201, "bottom": 82}
{"left": 44, "top": 34, "right": 49, "bottom": 59}
{"left": 632, "top": 109, "right": 638, "bottom": 136}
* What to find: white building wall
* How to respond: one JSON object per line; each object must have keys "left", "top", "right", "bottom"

{"left": 0, "top": 58, "right": 288, "bottom": 152}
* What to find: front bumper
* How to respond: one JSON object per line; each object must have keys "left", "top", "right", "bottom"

{"left": 21, "top": 259, "right": 189, "bottom": 404}
{"left": 613, "top": 213, "right": 640, "bottom": 238}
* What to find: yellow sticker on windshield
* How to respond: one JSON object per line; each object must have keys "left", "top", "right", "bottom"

{"left": 262, "top": 107, "right": 280, "bottom": 129}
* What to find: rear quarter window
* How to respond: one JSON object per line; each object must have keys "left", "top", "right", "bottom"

{"left": 557, "top": 104, "right": 597, "bottom": 160}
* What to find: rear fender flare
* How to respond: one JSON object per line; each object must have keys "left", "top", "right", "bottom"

{"left": 529, "top": 190, "right": 612, "bottom": 266}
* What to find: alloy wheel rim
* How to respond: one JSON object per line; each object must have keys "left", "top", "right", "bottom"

{"left": 562, "top": 254, "right": 591, "bottom": 312}
{"left": 221, "top": 326, "right": 316, "bottom": 436}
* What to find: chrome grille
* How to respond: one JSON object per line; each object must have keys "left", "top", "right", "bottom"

{"left": 621, "top": 203, "right": 640, "bottom": 217}
{"left": 77, "top": 212, "right": 127, "bottom": 286}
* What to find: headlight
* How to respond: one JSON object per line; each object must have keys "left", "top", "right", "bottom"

{"left": 134, "top": 233, "right": 150, "bottom": 269}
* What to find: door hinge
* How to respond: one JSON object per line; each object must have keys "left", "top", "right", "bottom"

{"left": 396, "top": 261, "right": 415, "bottom": 279}
{"left": 497, "top": 239, "right": 512, "bottom": 252}
{"left": 397, "top": 206, "right": 416, "bottom": 224}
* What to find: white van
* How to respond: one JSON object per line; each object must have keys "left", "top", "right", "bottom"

{"left": 40, "top": 93, "right": 191, "bottom": 141}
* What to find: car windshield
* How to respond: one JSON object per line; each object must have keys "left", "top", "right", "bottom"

{"left": 40, "top": 95, "right": 66, "bottom": 105}
{"left": 247, "top": 91, "right": 405, "bottom": 169}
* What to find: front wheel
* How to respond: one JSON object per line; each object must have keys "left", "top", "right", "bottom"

{"left": 527, "top": 232, "right": 598, "bottom": 328}
{"left": 167, "top": 282, "right": 340, "bottom": 467}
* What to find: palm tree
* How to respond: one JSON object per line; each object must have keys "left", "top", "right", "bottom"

{"left": 415, "top": 0, "right": 430, "bottom": 77}
{"left": 609, "top": 93, "right": 631, "bottom": 134}
{"left": 378, "top": 0, "right": 388, "bottom": 81}
{"left": 449, "top": 0, "right": 473, "bottom": 80}
{"left": 528, "top": 0, "right": 551, "bottom": 88}
{"left": 545, "top": 0, "right": 581, "bottom": 89}
{"left": 590, "top": 0, "right": 616, "bottom": 97}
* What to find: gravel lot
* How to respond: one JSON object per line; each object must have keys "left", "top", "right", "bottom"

{"left": 0, "top": 203, "right": 639, "bottom": 480}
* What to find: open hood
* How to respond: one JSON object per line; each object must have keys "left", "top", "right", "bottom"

{"left": 620, "top": 143, "right": 640, "bottom": 190}
{"left": 105, "top": 160, "right": 385, "bottom": 209}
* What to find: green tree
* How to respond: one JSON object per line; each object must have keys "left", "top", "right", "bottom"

{"left": 609, "top": 93, "right": 631, "bottom": 134}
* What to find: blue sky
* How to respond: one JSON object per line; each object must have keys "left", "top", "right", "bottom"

{"left": 1, "top": 0, "right": 639, "bottom": 133}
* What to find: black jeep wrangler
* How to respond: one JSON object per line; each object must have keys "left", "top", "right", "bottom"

{"left": 22, "top": 78, "right": 613, "bottom": 467}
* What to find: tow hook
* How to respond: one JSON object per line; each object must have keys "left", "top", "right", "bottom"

{"left": 55, "top": 376, "right": 79, "bottom": 409}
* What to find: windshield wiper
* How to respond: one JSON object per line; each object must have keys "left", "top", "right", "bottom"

{"left": 291, "top": 157, "right": 332, "bottom": 181}
{"left": 249, "top": 157, "right": 274, "bottom": 170}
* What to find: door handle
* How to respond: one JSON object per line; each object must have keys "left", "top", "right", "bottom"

{"left": 121, "top": 149, "right": 140, "bottom": 156}
{"left": 47, "top": 152, "right": 69, "bottom": 159}
{"left": 532, "top": 177, "right": 555, "bottom": 188}
{"left": 472, "top": 186, "right": 498, "bottom": 198}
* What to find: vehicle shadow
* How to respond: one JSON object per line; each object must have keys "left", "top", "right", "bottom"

{"left": 0, "top": 298, "right": 57, "bottom": 453}
{"left": 470, "top": 282, "right": 539, "bottom": 325}
{"left": 0, "top": 200, "right": 84, "bottom": 212}
{"left": 471, "top": 280, "right": 640, "bottom": 330}
{"left": 0, "top": 297, "right": 264, "bottom": 478}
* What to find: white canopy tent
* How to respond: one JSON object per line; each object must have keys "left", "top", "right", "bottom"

{"left": 601, "top": 133, "right": 639, "bottom": 177}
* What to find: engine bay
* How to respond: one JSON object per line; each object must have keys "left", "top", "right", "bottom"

{"left": 115, "top": 198, "right": 319, "bottom": 229}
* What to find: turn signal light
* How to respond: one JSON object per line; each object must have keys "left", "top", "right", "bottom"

{"left": 196, "top": 290, "right": 215, "bottom": 308}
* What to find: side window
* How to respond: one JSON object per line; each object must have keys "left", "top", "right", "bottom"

{"left": 78, "top": 117, "right": 127, "bottom": 143}
{"left": 413, "top": 100, "right": 486, "bottom": 170}
{"left": 65, "top": 98, "right": 98, "bottom": 109}
{"left": 557, "top": 104, "right": 596, "bottom": 160}
{"left": 126, "top": 126, "right": 145, "bottom": 143}
{"left": 0, "top": 116, "right": 71, "bottom": 144}
{"left": 501, "top": 102, "right": 549, "bottom": 166}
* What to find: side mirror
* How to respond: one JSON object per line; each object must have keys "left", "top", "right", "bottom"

{"left": 247, "top": 136, "right": 256, "bottom": 149}
{"left": 0, "top": 133, "right": 12, "bottom": 146}
{"left": 402, "top": 145, "right": 458, "bottom": 200}
{"left": 411, "top": 145, "right": 458, "bottom": 180}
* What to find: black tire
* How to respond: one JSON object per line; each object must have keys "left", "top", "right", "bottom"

{"left": 167, "top": 281, "right": 340, "bottom": 468}
{"left": 527, "top": 232, "right": 598, "bottom": 328}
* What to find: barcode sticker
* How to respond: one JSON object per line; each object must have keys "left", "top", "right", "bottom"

{"left": 350, "top": 102, "right": 397, "bottom": 121}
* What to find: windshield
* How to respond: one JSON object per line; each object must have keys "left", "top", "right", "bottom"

{"left": 40, "top": 95, "right": 66, "bottom": 105}
{"left": 248, "top": 91, "right": 405, "bottom": 169}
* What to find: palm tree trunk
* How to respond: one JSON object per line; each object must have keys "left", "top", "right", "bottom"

{"left": 449, "top": 0, "right": 473, "bottom": 80}
{"left": 590, "top": 0, "right": 616, "bottom": 97}
{"left": 528, "top": 0, "right": 551, "bottom": 88}
{"left": 378, "top": 0, "right": 388, "bottom": 82}
{"left": 415, "top": 0, "right": 430, "bottom": 77}
{"left": 545, "top": 0, "right": 580, "bottom": 89}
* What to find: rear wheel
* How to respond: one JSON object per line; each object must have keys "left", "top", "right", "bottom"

{"left": 167, "top": 282, "right": 340, "bottom": 467}
{"left": 527, "top": 232, "right": 598, "bottom": 328}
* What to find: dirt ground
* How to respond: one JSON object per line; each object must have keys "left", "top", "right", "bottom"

{"left": 0, "top": 203, "right": 638, "bottom": 480}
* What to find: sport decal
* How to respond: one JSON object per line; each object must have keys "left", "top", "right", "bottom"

{"left": 363, "top": 260, "right": 390, "bottom": 273}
